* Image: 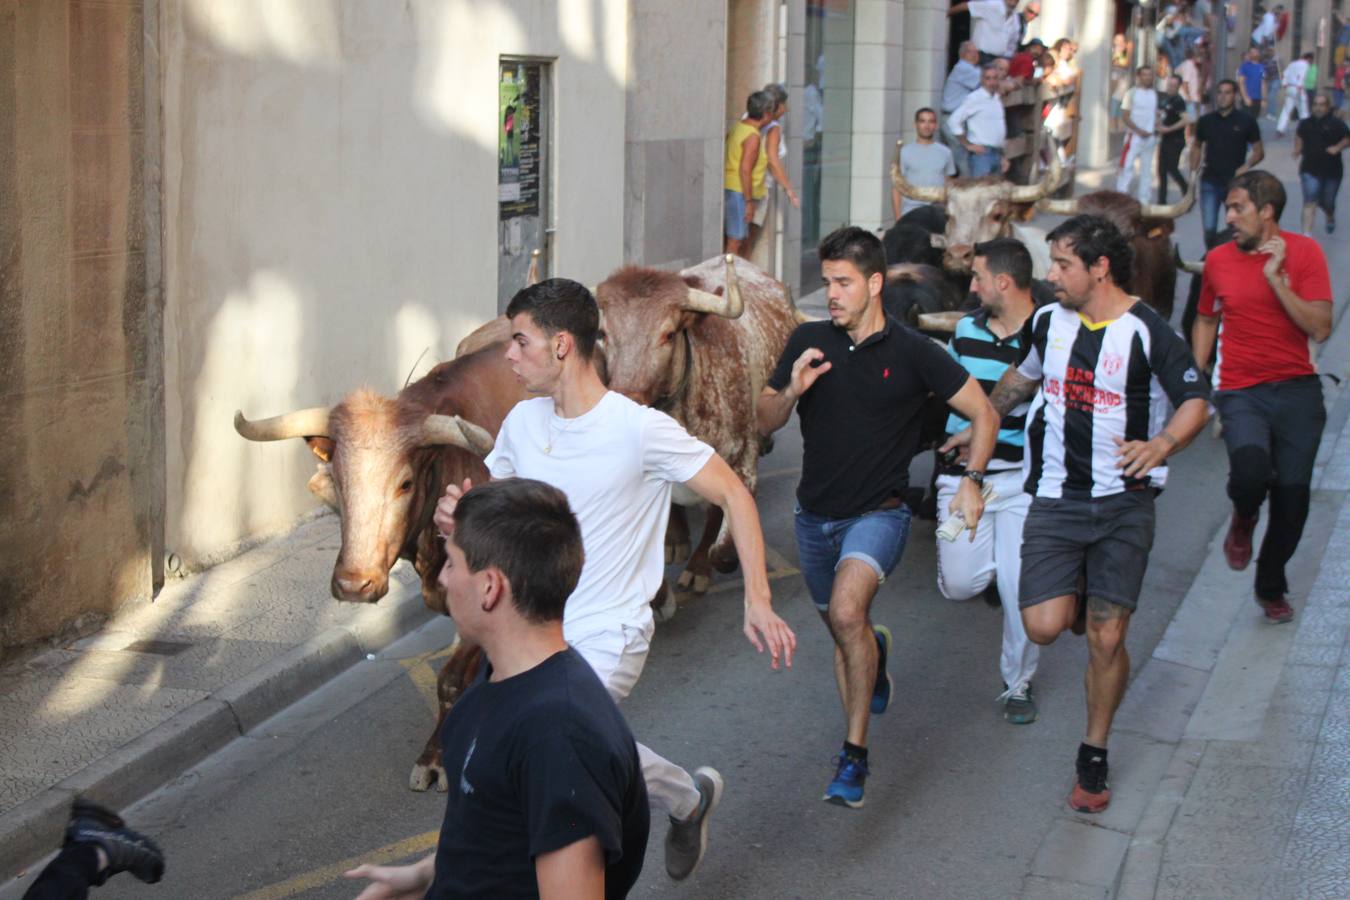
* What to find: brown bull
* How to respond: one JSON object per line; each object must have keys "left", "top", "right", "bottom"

{"left": 1038, "top": 177, "right": 1198, "bottom": 319}
{"left": 235, "top": 341, "right": 522, "bottom": 792}
{"left": 596, "top": 255, "right": 798, "bottom": 598}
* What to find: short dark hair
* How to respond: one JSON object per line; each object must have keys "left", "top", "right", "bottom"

{"left": 973, "top": 238, "right": 1033, "bottom": 289}
{"left": 1228, "top": 169, "right": 1287, "bottom": 219}
{"left": 506, "top": 278, "right": 600, "bottom": 360}
{"left": 819, "top": 226, "right": 887, "bottom": 283}
{"left": 915, "top": 106, "right": 937, "bottom": 121}
{"left": 451, "top": 478, "right": 584, "bottom": 624}
{"left": 746, "top": 90, "right": 773, "bottom": 119}
{"left": 1216, "top": 77, "right": 1238, "bottom": 92}
{"left": 1045, "top": 215, "right": 1134, "bottom": 287}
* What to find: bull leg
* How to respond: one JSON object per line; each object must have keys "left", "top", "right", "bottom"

{"left": 709, "top": 508, "right": 739, "bottom": 575}
{"left": 409, "top": 638, "right": 483, "bottom": 792}
{"left": 675, "top": 505, "right": 721, "bottom": 596}
{"left": 652, "top": 579, "right": 678, "bottom": 623}
{"left": 665, "top": 505, "right": 691, "bottom": 565}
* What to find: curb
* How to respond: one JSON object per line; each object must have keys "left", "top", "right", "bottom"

{"left": 0, "top": 586, "right": 434, "bottom": 878}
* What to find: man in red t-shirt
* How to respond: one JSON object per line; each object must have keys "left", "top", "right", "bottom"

{"left": 1193, "top": 170, "right": 1333, "bottom": 624}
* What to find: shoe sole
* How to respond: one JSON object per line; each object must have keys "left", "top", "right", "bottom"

{"left": 1003, "top": 705, "right": 1038, "bottom": 725}
{"left": 668, "top": 766, "right": 723, "bottom": 881}
{"left": 1263, "top": 611, "right": 1295, "bottom": 624}
{"left": 871, "top": 625, "right": 893, "bottom": 715}
{"left": 822, "top": 792, "right": 865, "bottom": 809}
{"left": 1068, "top": 793, "right": 1111, "bottom": 814}
{"left": 1068, "top": 785, "right": 1111, "bottom": 814}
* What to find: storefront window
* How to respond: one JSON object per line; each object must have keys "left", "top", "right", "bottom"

{"left": 800, "top": 0, "right": 855, "bottom": 288}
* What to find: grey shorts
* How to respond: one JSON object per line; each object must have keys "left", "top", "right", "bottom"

{"left": 1019, "top": 491, "right": 1157, "bottom": 611}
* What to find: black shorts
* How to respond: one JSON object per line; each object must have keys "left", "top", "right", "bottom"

{"left": 1019, "top": 491, "right": 1157, "bottom": 611}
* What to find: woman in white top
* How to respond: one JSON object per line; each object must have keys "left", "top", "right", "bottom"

{"left": 747, "top": 83, "right": 800, "bottom": 256}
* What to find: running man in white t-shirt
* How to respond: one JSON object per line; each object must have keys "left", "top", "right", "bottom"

{"left": 434, "top": 278, "right": 796, "bottom": 882}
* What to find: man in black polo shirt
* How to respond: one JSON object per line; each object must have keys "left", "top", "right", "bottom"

{"left": 1192, "top": 79, "right": 1265, "bottom": 247}
{"left": 757, "top": 226, "right": 998, "bottom": 809}
{"left": 1295, "top": 94, "right": 1350, "bottom": 234}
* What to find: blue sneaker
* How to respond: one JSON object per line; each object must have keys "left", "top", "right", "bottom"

{"left": 871, "top": 625, "right": 893, "bottom": 715}
{"left": 823, "top": 753, "right": 869, "bottom": 808}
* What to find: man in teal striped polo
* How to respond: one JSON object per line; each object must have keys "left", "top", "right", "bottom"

{"left": 936, "top": 238, "right": 1041, "bottom": 724}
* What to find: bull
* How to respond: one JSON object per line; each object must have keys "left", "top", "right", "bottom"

{"left": 596, "top": 254, "right": 798, "bottom": 599}
{"left": 235, "top": 341, "right": 520, "bottom": 792}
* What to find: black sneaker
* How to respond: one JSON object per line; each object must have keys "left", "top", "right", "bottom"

{"left": 65, "top": 798, "right": 165, "bottom": 884}
{"left": 664, "top": 767, "right": 723, "bottom": 880}
{"left": 1069, "top": 746, "right": 1111, "bottom": 813}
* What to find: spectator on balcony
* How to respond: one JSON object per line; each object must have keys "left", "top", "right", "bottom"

{"left": 949, "top": 64, "right": 1010, "bottom": 177}
{"left": 942, "top": 41, "right": 984, "bottom": 175}
{"left": 949, "top": 0, "right": 1022, "bottom": 64}
{"left": 1009, "top": 38, "right": 1045, "bottom": 85}
{"left": 892, "top": 108, "right": 957, "bottom": 220}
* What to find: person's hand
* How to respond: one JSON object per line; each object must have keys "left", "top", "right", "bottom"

{"left": 1000, "top": 155, "right": 1011, "bottom": 174}
{"left": 344, "top": 861, "right": 434, "bottom": 900}
{"left": 967, "top": 142, "right": 988, "bottom": 155}
{"left": 744, "top": 200, "right": 756, "bottom": 224}
{"left": 938, "top": 426, "right": 973, "bottom": 454}
{"left": 949, "top": 477, "right": 986, "bottom": 541}
{"left": 433, "top": 478, "right": 473, "bottom": 538}
{"left": 1328, "top": 145, "right": 1341, "bottom": 155}
{"left": 1260, "top": 235, "right": 1287, "bottom": 282}
{"left": 788, "top": 347, "right": 832, "bottom": 398}
{"left": 743, "top": 599, "right": 796, "bottom": 670}
{"left": 1114, "top": 434, "right": 1173, "bottom": 478}
{"left": 787, "top": 189, "right": 801, "bottom": 209}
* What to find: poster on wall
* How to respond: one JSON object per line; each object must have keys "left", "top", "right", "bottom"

{"left": 498, "top": 62, "right": 541, "bottom": 219}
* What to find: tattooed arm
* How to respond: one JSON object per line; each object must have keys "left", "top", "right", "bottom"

{"left": 938, "top": 366, "right": 1041, "bottom": 453}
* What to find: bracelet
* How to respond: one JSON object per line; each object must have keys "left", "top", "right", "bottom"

{"left": 1158, "top": 431, "right": 1179, "bottom": 448}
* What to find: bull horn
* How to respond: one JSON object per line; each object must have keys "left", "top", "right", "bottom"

{"left": 929, "top": 233, "right": 948, "bottom": 249}
{"left": 891, "top": 140, "right": 946, "bottom": 204}
{"left": 1179, "top": 258, "right": 1205, "bottom": 275}
{"left": 419, "top": 414, "right": 495, "bottom": 457}
{"left": 526, "top": 249, "right": 541, "bottom": 287}
{"left": 235, "top": 407, "right": 330, "bottom": 441}
{"left": 1037, "top": 196, "right": 1079, "bottom": 215}
{"left": 1139, "top": 159, "right": 1198, "bottom": 219}
{"left": 682, "top": 254, "right": 744, "bottom": 319}
{"left": 1009, "top": 150, "right": 1063, "bottom": 203}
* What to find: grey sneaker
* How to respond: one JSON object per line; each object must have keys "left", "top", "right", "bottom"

{"left": 664, "top": 766, "right": 723, "bottom": 880}
{"left": 1000, "top": 681, "right": 1038, "bottom": 725}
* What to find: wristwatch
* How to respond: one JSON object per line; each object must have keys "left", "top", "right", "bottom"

{"left": 962, "top": 470, "right": 986, "bottom": 488}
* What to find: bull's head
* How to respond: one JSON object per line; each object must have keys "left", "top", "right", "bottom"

{"left": 234, "top": 398, "right": 493, "bottom": 604}
{"left": 891, "top": 140, "right": 1062, "bottom": 274}
{"left": 595, "top": 255, "right": 742, "bottom": 408}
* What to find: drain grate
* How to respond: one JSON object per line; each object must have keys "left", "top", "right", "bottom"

{"left": 122, "top": 639, "right": 193, "bottom": 656}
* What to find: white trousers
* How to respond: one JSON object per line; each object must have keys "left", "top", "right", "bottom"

{"left": 935, "top": 470, "right": 1039, "bottom": 690}
{"left": 1277, "top": 86, "right": 1308, "bottom": 133}
{"left": 570, "top": 623, "right": 701, "bottom": 820}
{"left": 1116, "top": 133, "right": 1157, "bottom": 205}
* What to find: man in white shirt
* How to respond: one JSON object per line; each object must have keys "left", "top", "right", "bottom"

{"left": 892, "top": 108, "right": 957, "bottom": 219}
{"left": 434, "top": 278, "right": 796, "bottom": 882}
{"left": 941, "top": 41, "right": 984, "bottom": 175}
{"left": 1116, "top": 66, "right": 1160, "bottom": 204}
{"left": 1252, "top": 5, "right": 1280, "bottom": 47}
{"left": 949, "top": 0, "right": 1022, "bottom": 63}
{"left": 949, "top": 64, "right": 1009, "bottom": 177}
{"left": 1277, "top": 51, "right": 1313, "bottom": 136}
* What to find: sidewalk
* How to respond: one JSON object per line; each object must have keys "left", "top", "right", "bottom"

{"left": 0, "top": 518, "right": 435, "bottom": 877}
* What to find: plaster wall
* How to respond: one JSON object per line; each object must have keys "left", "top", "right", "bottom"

{"left": 0, "top": 0, "right": 156, "bottom": 657}
{"left": 161, "top": 0, "right": 630, "bottom": 567}
{"left": 849, "top": 0, "right": 905, "bottom": 232}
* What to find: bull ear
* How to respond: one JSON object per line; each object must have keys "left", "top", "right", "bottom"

{"left": 307, "top": 462, "right": 339, "bottom": 509}
{"left": 305, "top": 436, "right": 334, "bottom": 462}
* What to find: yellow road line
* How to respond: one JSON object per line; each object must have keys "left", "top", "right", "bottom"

{"left": 234, "top": 830, "right": 439, "bottom": 900}
{"left": 395, "top": 647, "right": 452, "bottom": 716}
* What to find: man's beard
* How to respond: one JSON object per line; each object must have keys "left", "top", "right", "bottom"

{"left": 1235, "top": 230, "right": 1263, "bottom": 251}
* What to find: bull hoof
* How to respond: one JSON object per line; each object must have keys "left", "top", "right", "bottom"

{"left": 710, "top": 552, "right": 739, "bottom": 575}
{"left": 409, "top": 761, "right": 449, "bottom": 793}
{"left": 653, "top": 586, "right": 678, "bottom": 623}
{"left": 665, "top": 541, "right": 691, "bottom": 565}
{"left": 675, "top": 570, "right": 711, "bottom": 596}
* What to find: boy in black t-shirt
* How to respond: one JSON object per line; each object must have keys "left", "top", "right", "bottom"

{"left": 1157, "top": 75, "right": 1192, "bottom": 204}
{"left": 1295, "top": 94, "right": 1350, "bottom": 234}
{"left": 346, "top": 479, "right": 649, "bottom": 900}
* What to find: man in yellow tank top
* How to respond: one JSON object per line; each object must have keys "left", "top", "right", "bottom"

{"left": 724, "top": 91, "right": 773, "bottom": 255}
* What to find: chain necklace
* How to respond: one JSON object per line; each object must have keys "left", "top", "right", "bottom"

{"left": 543, "top": 413, "right": 580, "bottom": 454}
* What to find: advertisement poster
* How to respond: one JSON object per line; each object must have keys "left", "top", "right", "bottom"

{"left": 498, "top": 63, "right": 541, "bottom": 218}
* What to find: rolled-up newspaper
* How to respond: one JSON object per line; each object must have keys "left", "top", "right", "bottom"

{"left": 936, "top": 482, "right": 997, "bottom": 542}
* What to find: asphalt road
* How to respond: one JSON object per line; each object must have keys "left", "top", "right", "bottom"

{"left": 15, "top": 387, "right": 1233, "bottom": 900}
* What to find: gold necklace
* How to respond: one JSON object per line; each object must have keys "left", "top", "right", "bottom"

{"left": 543, "top": 414, "right": 580, "bottom": 454}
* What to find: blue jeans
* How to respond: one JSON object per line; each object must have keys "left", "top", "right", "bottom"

{"left": 725, "top": 189, "right": 748, "bottom": 240}
{"left": 1200, "top": 177, "right": 1226, "bottom": 246}
{"left": 794, "top": 505, "right": 912, "bottom": 611}
{"left": 1300, "top": 171, "right": 1342, "bottom": 217}
{"left": 968, "top": 147, "right": 1004, "bottom": 178}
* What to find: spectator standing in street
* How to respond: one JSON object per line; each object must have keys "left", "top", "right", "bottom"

{"left": 891, "top": 108, "right": 957, "bottom": 220}
{"left": 1176, "top": 45, "right": 1204, "bottom": 119}
{"left": 1239, "top": 46, "right": 1267, "bottom": 118}
{"left": 949, "top": 0, "right": 1021, "bottom": 64}
{"left": 942, "top": 41, "right": 984, "bottom": 175}
{"left": 1276, "top": 51, "right": 1313, "bottom": 136}
{"left": 757, "top": 226, "right": 998, "bottom": 810}
{"left": 746, "top": 83, "right": 801, "bottom": 258}
{"left": 1192, "top": 79, "right": 1265, "bottom": 247}
{"left": 347, "top": 479, "right": 651, "bottom": 900}
{"left": 1192, "top": 171, "right": 1333, "bottom": 625}
{"left": 1117, "top": 66, "right": 1161, "bottom": 204}
{"left": 1294, "top": 94, "right": 1350, "bottom": 234}
{"left": 1110, "top": 34, "right": 1133, "bottom": 134}
{"left": 948, "top": 215, "right": 1211, "bottom": 816}
{"left": 949, "top": 65, "right": 1010, "bottom": 178}
{"left": 934, "top": 239, "right": 1041, "bottom": 726}
{"left": 1157, "top": 75, "right": 1193, "bottom": 204}
{"left": 724, "top": 91, "right": 772, "bottom": 257}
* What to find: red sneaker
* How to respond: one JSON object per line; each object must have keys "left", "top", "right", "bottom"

{"left": 1068, "top": 781, "right": 1112, "bottom": 814}
{"left": 1223, "top": 512, "right": 1258, "bottom": 571}
{"left": 1256, "top": 595, "right": 1295, "bottom": 624}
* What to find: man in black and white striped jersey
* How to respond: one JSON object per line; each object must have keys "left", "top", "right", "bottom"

{"left": 945, "top": 215, "right": 1211, "bottom": 815}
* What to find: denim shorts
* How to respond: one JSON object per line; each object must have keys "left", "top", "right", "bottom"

{"left": 725, "top": 189, "right": 748, "bottom": 240}
{"left": 1300, "top": 172, "right": 1341, "bottom": 215}
{"left": 794, "top": 505, "right": 912, "bottom": 611}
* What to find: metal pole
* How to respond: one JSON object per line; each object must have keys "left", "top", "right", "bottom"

{"left": 1215, "top": 2, "right": 1230, "bottom": 95}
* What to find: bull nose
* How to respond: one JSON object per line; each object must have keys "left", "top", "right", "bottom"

{"left": 332, "top": 569, "right": 388, "bottom": 603}
{"left": 944, "top": 244, "right": 974, "bottom": 269}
